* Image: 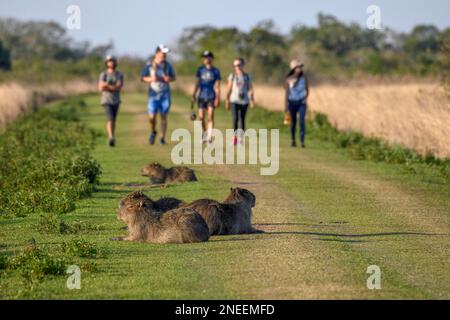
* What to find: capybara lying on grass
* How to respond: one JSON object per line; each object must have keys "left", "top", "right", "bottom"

{"left": 183, "top": 187, "right": 263, "bottom": 235}
{"left": 114, "top": 191, "right": 209, "bottom": 244}
{"left": 140, "top": 162, "right": 198, "bottom": 185}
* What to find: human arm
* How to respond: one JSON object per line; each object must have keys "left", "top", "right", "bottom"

{"left": 248, "top": 77, "right": 255, "bottom": 108}
{"left": 214, "top": 80, "right": 221, "bottom": 108}
{"left": 191, "top": 79, "right": 200, "bottom": 103}
{"left": 225, "top": 75, "right": 233, "bottom": 110}
{"left": 284, "top": 79, "right": 289, "bottom": 112}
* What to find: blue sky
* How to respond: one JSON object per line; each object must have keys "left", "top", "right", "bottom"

{"left": 0, "top": 0, "right": 449, "bottom": 57}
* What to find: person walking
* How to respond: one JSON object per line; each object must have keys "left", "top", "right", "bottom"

{"left": 225, "top": 58, "right": 255, "bottom": 145}
{"left": 141, "top": 44, "right": 176, "bottom": 145}
{"left": 285, "top": 60, "right": 309, "bottom": 148}
{"left": 191, "top": 51, "right": 221, "bottom": 143}
{"left": 98, "top": 55, "right": 124, "bottom": 147}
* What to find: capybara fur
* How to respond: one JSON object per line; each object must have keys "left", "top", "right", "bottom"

{"left": 140, "top": 162, "right": 198, "bottom": 185}
{"left": 183, "top": 187, "right": 262, "bottom": 235}
{"left": 114, "top": 191, "right": 209, "bottom": 244}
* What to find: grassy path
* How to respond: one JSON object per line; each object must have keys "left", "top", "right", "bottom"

{"left": 1, "top": 91, "right": 449, "bottom": 299}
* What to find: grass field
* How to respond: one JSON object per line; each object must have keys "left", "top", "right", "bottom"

{"left": 0, "top": 91, "right": 449, "bottom": 299}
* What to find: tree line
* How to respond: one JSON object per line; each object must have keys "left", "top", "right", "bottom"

{"left": 175, "top": 13, "right": 450, "bottom": 83}
{"left": 0, "top": 14, "right": 449, "bottom": 84}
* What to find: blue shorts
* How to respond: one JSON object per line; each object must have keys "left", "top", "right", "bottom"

{"left": 148, "top": 95, "right": 171, "bottom": 115}
{"left": 198, "top": 98, "right": 214, "bottom": 109}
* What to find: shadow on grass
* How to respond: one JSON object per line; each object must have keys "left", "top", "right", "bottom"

{"left": 265, "top": 231, "right": 448, "bottom": 238}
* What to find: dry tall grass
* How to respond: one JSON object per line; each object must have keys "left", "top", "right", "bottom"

{"left": 175, "top": 77, "right": 450, "bottom": 158}
{"left": 0, "top": 82, "right": 30, "bottom": 128}
{"left": 0, "top": 80, "right": 96, "bottom": 129}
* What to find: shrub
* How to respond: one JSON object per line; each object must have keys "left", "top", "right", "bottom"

{"left": 7, "top": 244, "right": 66, "bottom": 280}
{"left": 0, "top": 99, "right": 101, "bottom": 217}
{"left": 61, "top": 238, "right": 100, "bottom": 259}
{"left": 36, "top": 213, "right": 105, "bottom": 235}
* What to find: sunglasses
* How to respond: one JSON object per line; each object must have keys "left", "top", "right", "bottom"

{"left": 234, "top": 64, "right": 242, "bottom": 67}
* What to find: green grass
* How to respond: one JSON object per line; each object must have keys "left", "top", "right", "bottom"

{"left": 0, "top": 91, "right": 449, "bottom": 299}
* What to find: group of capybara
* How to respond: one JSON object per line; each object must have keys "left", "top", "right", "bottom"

{"left": 113, "top": 162, "right": 262, "bottom": 244}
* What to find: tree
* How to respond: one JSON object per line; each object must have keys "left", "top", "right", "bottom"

{"left": 0, "top": 41, "right": 11, "bottom": 70}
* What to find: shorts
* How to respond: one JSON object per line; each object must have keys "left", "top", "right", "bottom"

{"left": 198, "top": 98, "right": 214, "bottom": 109}
{"left": 103, "top": 103, "right": 120, "bottom": 121}
{"left": 148, "top": 95, "right": 171, "bottom": 115}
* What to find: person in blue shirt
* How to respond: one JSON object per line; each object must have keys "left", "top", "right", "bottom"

{"left": 285, "top": 60, "right": 309, "bottom": 148}
{"left": 191, "top": 51, "right": 221, "bottom": 143}
{"left": 141, "top": 44, "right": 176, "bottom": 145}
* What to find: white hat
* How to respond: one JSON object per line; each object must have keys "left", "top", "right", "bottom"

{"left": 156, "top": 44, "right": 170, "bottom": 54}
{"left": 289, "top": 59, "right": 304, "bottom": 71}
{"left": 105, "top": 54, "right": 117, "bottom": 62}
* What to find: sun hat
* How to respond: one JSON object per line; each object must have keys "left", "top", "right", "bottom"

{"left": 201, "top": 50, "right": 214, "bottom": 58}
{"left": 289, "top": 59, "right": 304, "bottom": 71}
{"left": 156, "top": 44, "right": 171, "bottom": 54}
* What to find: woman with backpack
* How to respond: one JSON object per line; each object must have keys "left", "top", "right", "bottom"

{"left": 285, "top": 60, "right": 309, "bottom": 148}
{"left": 225, "top": 58, "right": 255, "bottom": 145}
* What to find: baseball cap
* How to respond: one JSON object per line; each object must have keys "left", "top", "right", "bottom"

{"left": 156, "top": 44, "right": 171, "bottom": 54}
{"left": 201, "top": 50, "right": 214, "bottom": 58}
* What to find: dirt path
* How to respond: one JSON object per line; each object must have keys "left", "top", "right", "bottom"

{"left": 185, "top": 95, "right": 448, "bottom": 298}
{"left": 106, "top": 93, "right": 450, "bottom": 299}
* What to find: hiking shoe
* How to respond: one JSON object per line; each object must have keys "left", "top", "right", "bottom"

{"left": 301, "top": 142, "right": 305, "bottom": 148}
{"left": 108, "top": 138, "right": 115, "bottom": 147}
{"left": 149, "top": 131, "right": 157, "bottom": 145}
{"left": 291, "top": 141, "right": 296, "bottom": 147}
{"left": 160, "top": 137, "right": 166, "bottom": 145}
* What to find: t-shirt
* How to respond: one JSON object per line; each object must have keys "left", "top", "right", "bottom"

{"left": 140, "top": 61, "right": 175, "bottom": 99}
{"left": 196, "top": 65, "right": 221, "bottom": 100}
{"left": 99, "top": 70, "right": 124, "bottom": 105}
{"left": 287, "top": 75, "right": 307, "bottom": 102}
{"left": 228, "top": 73, "right": 252, "bottom": 104}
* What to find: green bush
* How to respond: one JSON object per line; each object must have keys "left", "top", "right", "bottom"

{"left": 36, "top": 213, "right": 105, "bottom": 235}
{"left": 61, "top": 238, "right": 100, "bottom": 259}
{"left": 7, "top": 244, "right": 66, "bottom": 280}
{"left": 0, "top": 99, "right": 101, "bottom": 217}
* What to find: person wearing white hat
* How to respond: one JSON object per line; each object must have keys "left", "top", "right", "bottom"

{"left": 98, "top": 55, "right": 124, "bottom": 147}
{"left": 285, "top": 59, "right": 309, "bottom": 148}
{"left": 140, "top": 44, "right": 176, "bottom": 145}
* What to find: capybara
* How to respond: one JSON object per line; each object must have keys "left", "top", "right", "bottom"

{"left": 140, "top": 162, "right": 198, "bottom": 185}
{"left": 114, "top": 191, "right": 209, "bottom": 243}
{"left": 183, "top": 188, "right": 262, "bottom": 235}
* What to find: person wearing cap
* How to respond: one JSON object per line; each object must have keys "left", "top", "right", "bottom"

{"left": 140, "top": 44, "right": 176, "bottom": 145}
{"left": 98, "top": 55, "right": 124, "bottom": 147}
{"left": 191, "top": 51, "right": 221, "bottom": 143}
{"left": 225, "top": 57, "right": 255, "bottom": 145}
{"left": 285, "top": 60, "right": 309, "bottom": 148}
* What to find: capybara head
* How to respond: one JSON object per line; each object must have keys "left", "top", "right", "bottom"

{"left": 140, "top": 162, "right": 164, "bottom": 177}
{"left": 117, "top": 191, "right": 154, "bottom": 222}
{"left": 229, "top": 187, "right": 256, "bottom": 207}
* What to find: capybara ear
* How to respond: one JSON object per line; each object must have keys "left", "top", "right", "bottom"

{"left": 230, "top": 187, "right": 234, "bottom": 192}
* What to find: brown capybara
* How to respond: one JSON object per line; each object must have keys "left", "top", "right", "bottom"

{"left": 183, "top": 188, "right": 262, "bottom": 236}
{"left": 140, "top": 162, "right": 198, "bottom": 185}
{"left": 114, "top": 191, "right": 209, "bottom": 244}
